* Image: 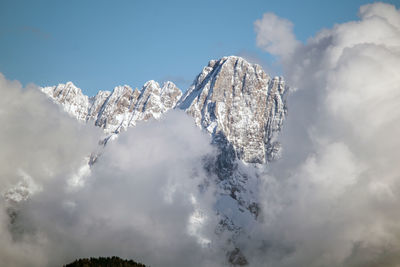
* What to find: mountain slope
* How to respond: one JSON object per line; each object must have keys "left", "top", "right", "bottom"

{"left": 37, "top": 56, "right": 288, "bottom": 265}
{"left": 176, "top": 56, "right": 287, "bottom": 264}
{"left": 41, "top": 80, "right": 182, "bottom": 134}
{"left": 38, "top": 55, "right": 288, "bottom": 224}
{"left": 40, "top": 56, "right": 287, "bottom": 165}
{"left": 178, "top": 56, "right": 287, "bottom": 164}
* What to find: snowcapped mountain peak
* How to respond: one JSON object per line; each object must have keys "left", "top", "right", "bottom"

{"left": 132, "top": 80, "right": 182, "bottom": 123}
{"left": 111, "top": 84, "right": 133, "bottom": 95}
{"left": 65, "top": 80, "right": 77, "bottom": 87}
{"left": 43, "top": 81, "right": 82, "bottom": 98}
{"left": 178, "top": 56, "right": 287, "bottom": 164}
{"left": 161, "top": 81, "right": 179, "bottom": 93}
{"left": 41, "top": 82, "right": 89, "bottom": 121}
{"left": 142, "top": 80, "right": 160, "bottom": 91}
{"left": 40, "top": 56, "right": 286, "bottom": 164}
{"left": 41, "top": 80, "right": 181, "bottom": 134}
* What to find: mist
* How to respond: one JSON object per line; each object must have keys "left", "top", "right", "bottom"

{"left": 0, "top": 75, "right": 224, "bottom": 266}
{"left": 248, "top": 2, "right": 400, "bottom": 266}
{"left": 0, "top": 74, "right": 101, "bottom": 266}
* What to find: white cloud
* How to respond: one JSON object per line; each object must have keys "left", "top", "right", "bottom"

{"left": 0, "top": 78, "right": 224, "bottom": 266}
{"left": 248, "top": 3, "right": 400, "bottom": 266}
{"left": 254, "top": 12, "right": 300, "bottom": 58}
{"left": 0, "top": 74, "right": 101, "bottom": 266}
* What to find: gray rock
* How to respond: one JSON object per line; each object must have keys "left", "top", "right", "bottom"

{"left": 41, "top": 80, "right": 182, "bottom": 134}
{"left": 178, "top": 56, "right": 287, "bottom": 164}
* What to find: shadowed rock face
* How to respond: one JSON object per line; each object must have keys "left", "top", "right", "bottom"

{"left": 177, "top": 56, "right": 287, "bottom": 164}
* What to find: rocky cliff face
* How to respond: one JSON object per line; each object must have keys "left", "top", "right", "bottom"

{"left": 177, "top": 56, "right": 287, "bottom": 164}
{"left": 175, "top": 57, "right": 287, "bottom": 264}
{"left": 41, "top": 80, "right": 182, "bottom": 134}
{"left": 41, "top": 81, "right": 91, "bottom": 122}
{"left": 39, "top": 56, "right": 287, "bottom": 218}
{"left": 41, "top": 56, "right": 286, "bottom": 165}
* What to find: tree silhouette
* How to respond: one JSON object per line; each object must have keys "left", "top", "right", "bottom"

{"left": 64, "top": 256, "right": 147, "bottom": 267}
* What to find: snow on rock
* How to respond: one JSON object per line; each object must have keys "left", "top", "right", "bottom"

{"left": 177, "top": 56, "right": 287, "bottom": 164}
{"left": 129, "top": 80, "right": 182, "bottom": 126}
{"left": 176, "top": 56, "right": 288, "bottom": 263}
{"left": 41, "top": 81, "right": 182, "bottom": 134}
{"left": 41, "top": 82, "right": 90, "bottom": 122}
{"left": 40, "top": 57, "right": 286, "bottom": 163}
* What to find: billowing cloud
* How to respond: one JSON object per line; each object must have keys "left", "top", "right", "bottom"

{"left": 40, "top": 111, "right": 223, "bottom": 267}
{"left": 0, "top": 75, "right": 224, "bottom": 266}
{"left": 0, "top": 74, "right": 101, "bottom": 266}
{"left": 254, "top": 12, "right": 300, "bottom": 58}
{"left": 247, "top": 2, "right": 400, "bottom": 266}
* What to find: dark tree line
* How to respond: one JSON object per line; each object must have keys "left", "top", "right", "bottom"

{"left": 64, "top": 256, "right": 147, "bottom": 267}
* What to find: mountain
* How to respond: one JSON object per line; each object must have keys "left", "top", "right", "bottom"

{"left": 35, "top": 56, "right": 288, "bottom": 265}
{"left": 41, "top": 56, "right": 287, "bottom": 165}
{"left": 173, "top": 55, "right": 287, "bottom": 220}
{"left": 41, "top": 80, "right": 182, "bottom": 134}
{"left": 176, "top": 57, "right": 287, "bottom": 264}
{"left": 178, "top": 56, "right": 287, "bottom": 164}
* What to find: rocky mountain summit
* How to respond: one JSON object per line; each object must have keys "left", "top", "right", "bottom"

{"left": 41, "top": 80, "right": 182, "bottom": 134}
{"left": 178, "top": 56, "right": 287, "bottom": 164}
{"left": 41, "top": 56, "right": 287, "bottom": 165}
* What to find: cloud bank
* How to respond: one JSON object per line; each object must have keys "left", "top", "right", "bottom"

{"left": 0, "top": 75, "right": 224, "bottom": 266}
{"left": 0, "top": 74, "right": 101, "bottom": 266}
{"left": 249, "top": 2, "right": 400, "bottom": 266}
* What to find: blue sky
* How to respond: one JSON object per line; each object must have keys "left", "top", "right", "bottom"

{"left": 0, "top": 0, "right": 398, "bottom": 96}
